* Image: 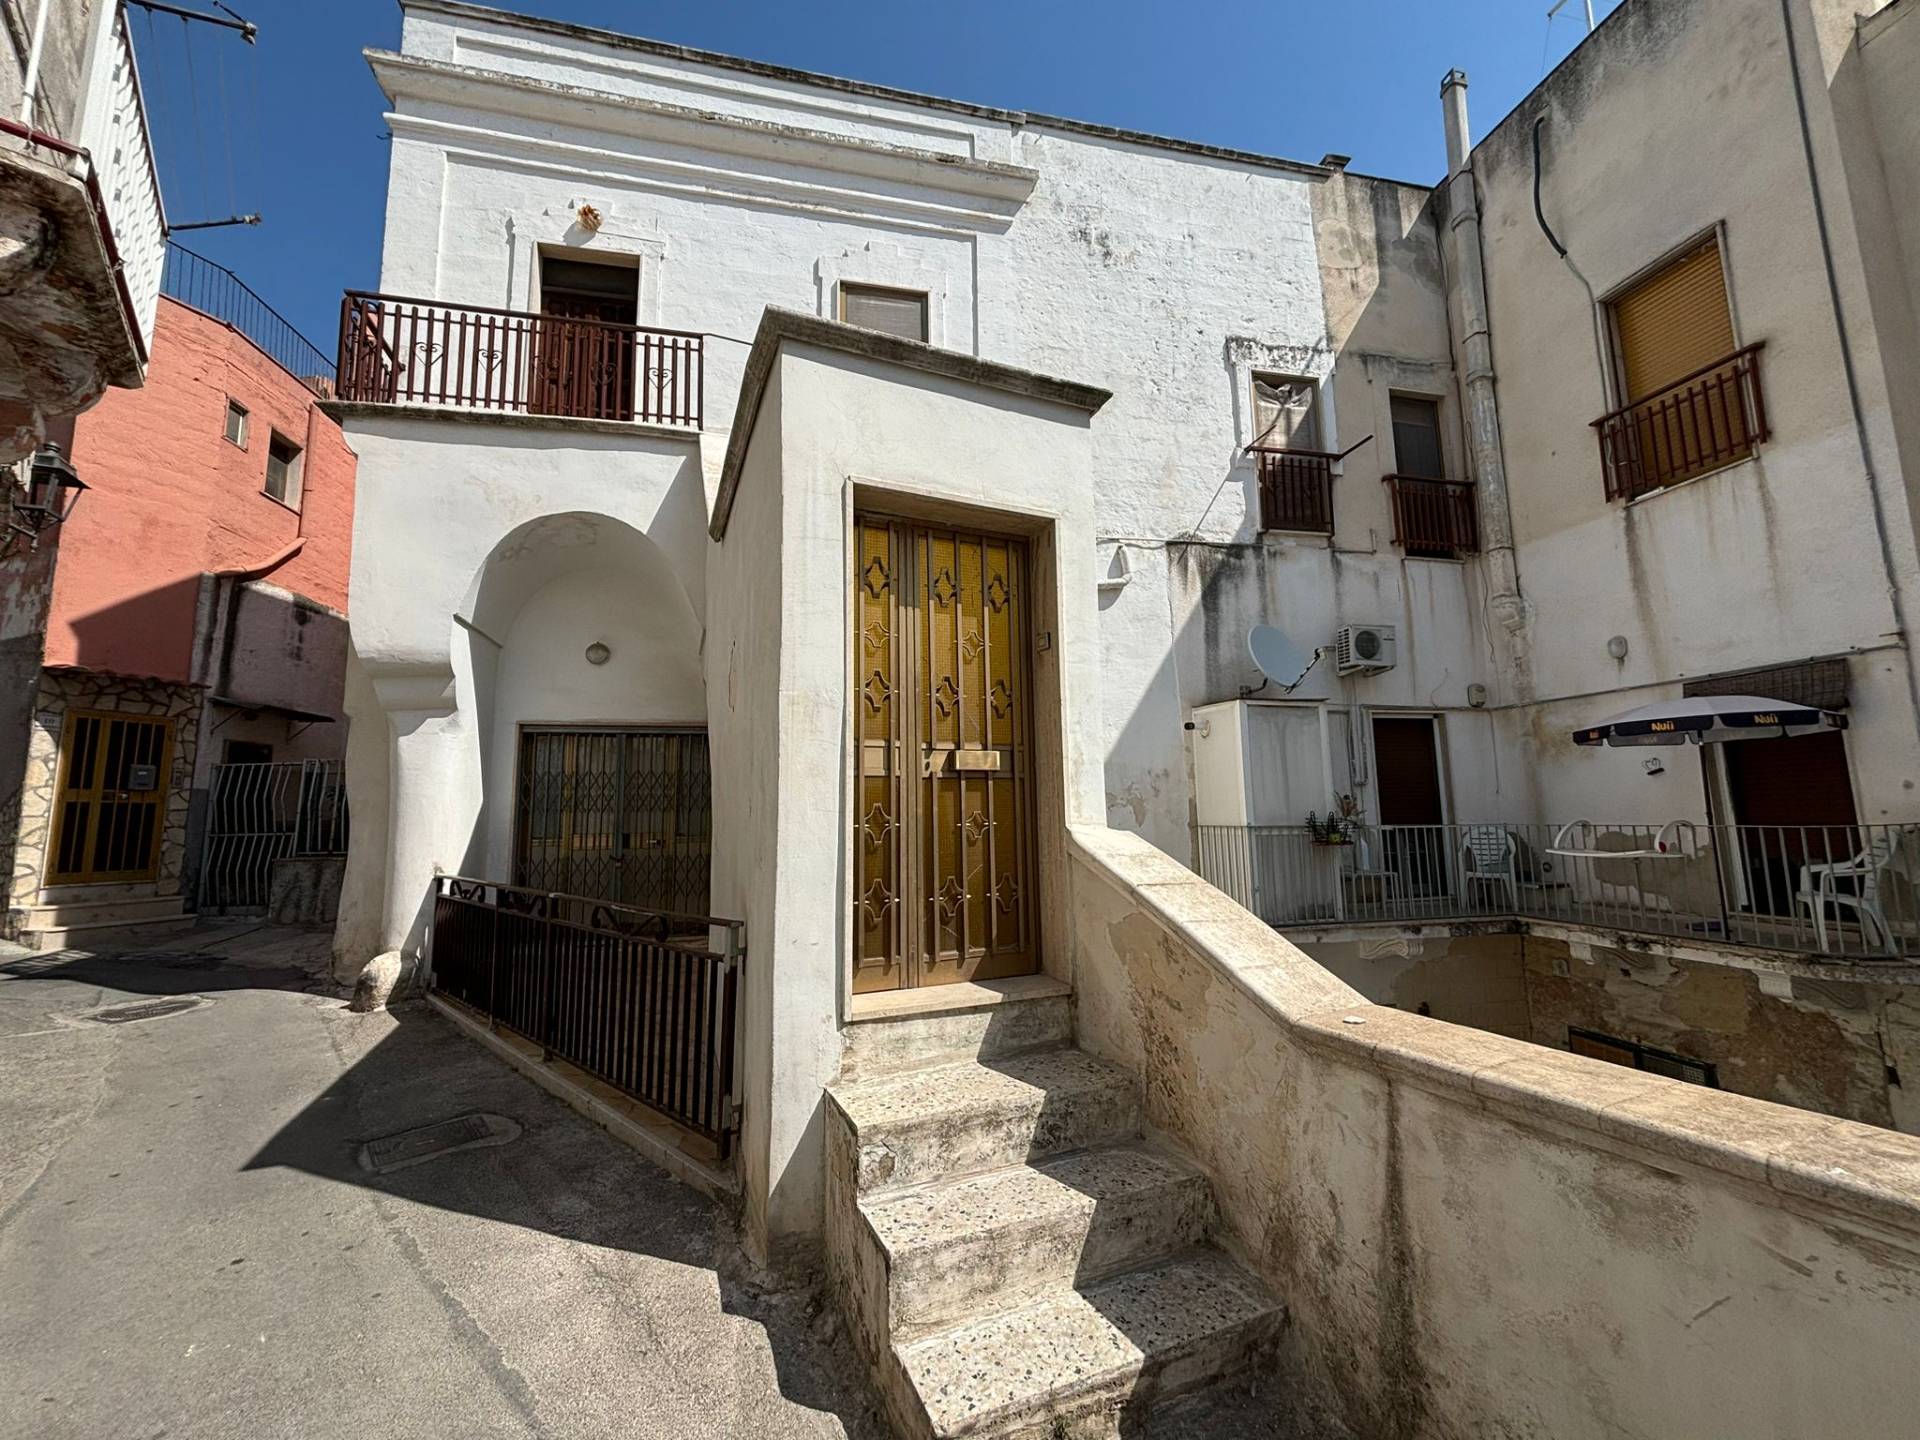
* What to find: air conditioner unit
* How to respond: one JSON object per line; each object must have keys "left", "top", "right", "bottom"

{"left": 1334, "top": 624, "right": 1396, "bottom": 677}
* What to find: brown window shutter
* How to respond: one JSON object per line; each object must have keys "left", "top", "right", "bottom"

{"left": 1613, "top": 239, "right": 1736, "bottom": 401}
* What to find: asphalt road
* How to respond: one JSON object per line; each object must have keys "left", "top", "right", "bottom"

{"left": 0, "top": 925, "right": 886, "bottom": 1440}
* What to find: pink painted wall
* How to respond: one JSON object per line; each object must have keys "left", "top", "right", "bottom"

{"left": 49, "top": 297, "right": 355, "bottom": 682}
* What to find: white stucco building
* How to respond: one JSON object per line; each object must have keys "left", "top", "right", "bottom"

{"left": 323, "top": 2, "right": 1920, "bottom": 1434}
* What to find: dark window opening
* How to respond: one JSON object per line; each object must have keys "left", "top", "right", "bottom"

{"left": 1569, "top": 1027, "right": 1718, "bottom": 1087}
{"left": 265, "top": 433, "right": 302, "bottom": 508}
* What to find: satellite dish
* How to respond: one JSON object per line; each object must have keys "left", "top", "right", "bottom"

{"left": 1248, "top": 625, "right": 1315, "bottom": 691}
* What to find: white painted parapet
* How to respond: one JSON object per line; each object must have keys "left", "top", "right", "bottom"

{"left": 1068, "top": 821, "right": 1920, "bottom": 1438}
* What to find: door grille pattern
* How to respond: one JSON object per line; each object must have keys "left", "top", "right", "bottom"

{"left": 514, "top": 729, "right": 711, "bottom": 914}
{"left": 49, "top": 712, "right": 172, "bottom": 884}
{"left": 855, "top": 518, "right": 1038, "bottom": 991}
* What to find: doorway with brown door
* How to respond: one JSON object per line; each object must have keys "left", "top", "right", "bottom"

{"left": 535, "top": 255, "right": 639, "bottom": 421}
{"left": 853, "top": 516, "right": 1041, "bottom": 992}
{"left": 1372, "top": 714, "right": 1449, "bottom": 900}
{"left": 1713, "top": 729, "right": 1860, "bottom": 920}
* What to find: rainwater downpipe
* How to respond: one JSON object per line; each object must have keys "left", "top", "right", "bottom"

{"left": 1778, "top": 0, "right": 1920, "bottom": 745}
{"left": 18, "top": 0, "right": 54, "bottom": 127}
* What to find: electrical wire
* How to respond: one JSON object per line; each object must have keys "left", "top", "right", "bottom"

{"left": 178, "top": 15, "right": 209, "bottom": 221}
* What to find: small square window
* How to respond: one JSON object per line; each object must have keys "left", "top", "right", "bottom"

{"left": 224, "top": 400, "right": 249, "bottom": 447}
{"left": 839, "top": 283, "right": 928, "bottom": 342}
{"left": 265, "top": 433, "right": 303, "bottom": 509}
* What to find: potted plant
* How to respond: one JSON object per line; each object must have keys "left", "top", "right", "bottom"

{"left": 1306, "top": 809, "right": 1354, "bottom": 847}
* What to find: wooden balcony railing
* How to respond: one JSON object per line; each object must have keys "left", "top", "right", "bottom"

{"left": 1384, "top": 474, "right": 1479, "bottom": 557}
{"left": 1253, "top": 446, "right": 1337, "bottom": 534}
{"left": 336, "top": 292, "right": 704, "bottom": 428}
{"left": 1592, "top": 342, "right": 1767, "bottom": 502}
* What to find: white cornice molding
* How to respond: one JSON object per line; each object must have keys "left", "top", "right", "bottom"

{"left": 369, "top": 51, "right": 1038, "bottom": 215}
{"left": 395, "top": 116, "right": 1020, "bottom": 237}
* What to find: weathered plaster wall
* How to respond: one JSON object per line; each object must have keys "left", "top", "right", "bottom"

{"left": 1464, "top": 0, "right": 1920, "bottom": 821}
{"left": 1523, "top": 932, "right": 1920, "bottom": 1129}
{"left": 1299, "top": 930, "right": 1532, "bottom": 1040}
{"left": 56, "top": 298, "right": 355, "bottom": 682}
{"left": 375, "top": 3, "right": 1467, "bottom": 861}
{"left": 1070, "top": 824, "right": 1920, "bottom": 1440}
{"left": 0, "top": 0, "right": 108, "bottom": 137}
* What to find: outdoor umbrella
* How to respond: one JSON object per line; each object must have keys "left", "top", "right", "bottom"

{"left": 1571, "top": 694, "right": 1847, "bottom": 747}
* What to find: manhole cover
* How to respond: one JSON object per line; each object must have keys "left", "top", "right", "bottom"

{"left": 358, "top": 1112, "right": 520, "bottom": 1175}
{"left": 82, "top": 996, "right": 209, "bottom": 1026}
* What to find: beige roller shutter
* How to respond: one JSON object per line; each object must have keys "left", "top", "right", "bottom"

{"left": 1613, "top": 239, "right": 1735, "bottom": 402}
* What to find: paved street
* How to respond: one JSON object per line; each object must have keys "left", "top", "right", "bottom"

{"left": 0, "top": 925, "right": 886, "bottom": 1440}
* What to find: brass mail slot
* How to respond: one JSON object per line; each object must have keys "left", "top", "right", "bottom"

{"left": 952, "top": 749, "right": 1003, "bottom": 773}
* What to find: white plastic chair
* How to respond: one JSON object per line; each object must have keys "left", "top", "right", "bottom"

{"left": 1460, "top": 825, "right": 1519, "bottom": 912}
{"left": 1798, "top": 830, "right": 1903, "bottom": 954}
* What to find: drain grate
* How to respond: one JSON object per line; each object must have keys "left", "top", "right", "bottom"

{"left": 83, "top": 996, "right": 208, "bottom": 1026}
{"left": 359, "top": 1112, "right": 520, "bottom": 1175}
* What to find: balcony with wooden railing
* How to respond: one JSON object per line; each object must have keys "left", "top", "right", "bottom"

{"left": 1593, "top": 342, "right": 1768, "bottom": 502}
{"left": 336, "top": 292, "right": 704, "bottom": 428}
{"left": 1252, "top": 446, "right": 1337, "bottom": 534}
{"left": 1384, "top": 474, "right": 1479, "bottom": 558}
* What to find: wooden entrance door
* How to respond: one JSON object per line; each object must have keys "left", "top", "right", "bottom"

{"left": 1373, "top": 715, "right": 1448, "bottom": 896}
{"left": 513, "top": 728, "right": 712, "bottom": 914}
{"left": 535, "top": 257, "right": 639, "bottom": 421}
{"left": 47, "top": 711, "right": 172, "bottom": 885}
{"left": 854, "top": 517, "right": 1040, "bottom": 991}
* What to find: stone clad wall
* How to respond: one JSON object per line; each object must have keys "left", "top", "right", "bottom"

{"left": 7, "top": 671, "right": 201, "bottom": 922}
{"left": 1068, "top": 823, "right": 1920, "bottom": 1440}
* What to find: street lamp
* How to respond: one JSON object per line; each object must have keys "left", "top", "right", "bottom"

{"left": 6, "top": 442, "right": 87, "bottom": 549}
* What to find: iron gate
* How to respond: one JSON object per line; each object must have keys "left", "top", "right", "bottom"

{"left": 199, "top": 760, "right": 350, "bottom": 912}
{"left": 513, "top": 728, "right": 711, "bottom": 913}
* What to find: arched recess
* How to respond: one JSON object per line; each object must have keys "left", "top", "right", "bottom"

{"left": 457, "top": 511, "right": 707, "bottom": 897}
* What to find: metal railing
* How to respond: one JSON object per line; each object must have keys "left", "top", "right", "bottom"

{"left": 430, "top": 877, "right": 743, "bottom": 1155}
{"left": 1593, "top": 343, "right": 1769, "bottom": 502}
{"left": 1252, "top": 446, "right": 1336, "bottom": 534}
{"left": 162, "top": 242, "right": 335, "bottom": 391}
{"left": 336, "top": 292, "right": 705, "bottom": 428}
{"left": 1384, "top": 474, "right": 1479, "bottom": 557}
{"left": 1194, "top": 819, "right": 1920, "bottom": 961}
{"left": 199, "top": 760, "right": 349, "bottom": 912}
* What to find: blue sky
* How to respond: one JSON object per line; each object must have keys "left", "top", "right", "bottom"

{"left": 134, "top": 0, "right": 1622, "bottom": 351}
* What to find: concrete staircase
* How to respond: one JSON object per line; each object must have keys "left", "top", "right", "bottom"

{"left": 826, "top": 980, "right": 1281, "bottom": 1438}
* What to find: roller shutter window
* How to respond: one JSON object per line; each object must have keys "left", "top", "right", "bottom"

{"left": 840, "top": 283, "right": 929, "bottom": 342}
{"left": 1613, "top": 238, "right": 1736, "bottom": 403}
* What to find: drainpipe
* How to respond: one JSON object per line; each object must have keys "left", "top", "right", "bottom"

{"left": 1440, "top": 70, "right": 1533, "bottom": 703}
{"left": 17, "top": 0, "right": 53, "bottom": 127}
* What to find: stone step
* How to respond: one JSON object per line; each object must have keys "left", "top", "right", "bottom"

{"left": 839, "top": 975, "right": 1073, "bottom": 1084}
{"left": 861, "top": 1143, "right": 1213, "bottom": 1341}
{"left": 828, "top": 1048, "right": 1140, "bottom": 1196}
{"left": 23, "top": 894, "right": 186, "bottom": 930}
{"left": 892, "top": 1248, "right": 1281, "bottom": 1440}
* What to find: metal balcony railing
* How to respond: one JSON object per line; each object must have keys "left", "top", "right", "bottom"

{"left": 1194, "top": 819, "right": 1920, "bottom": 962}
{"left": 1593, "top": 343, "right": 1768, "bottom": 502}
{"left": 1252, "top": 446, "right": 1337, "bottom": 534}
{"left": 429, "top": 877, "right": 743, "bottom": 1155}
{"left": 163, "top": 243, "right": 335, "bottom": 392}
{"left": 337, "top": 292, "right": 704, "bottom": 428}
{"left": 1384, "top": 474, "right": 1479, "bottom": 557}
